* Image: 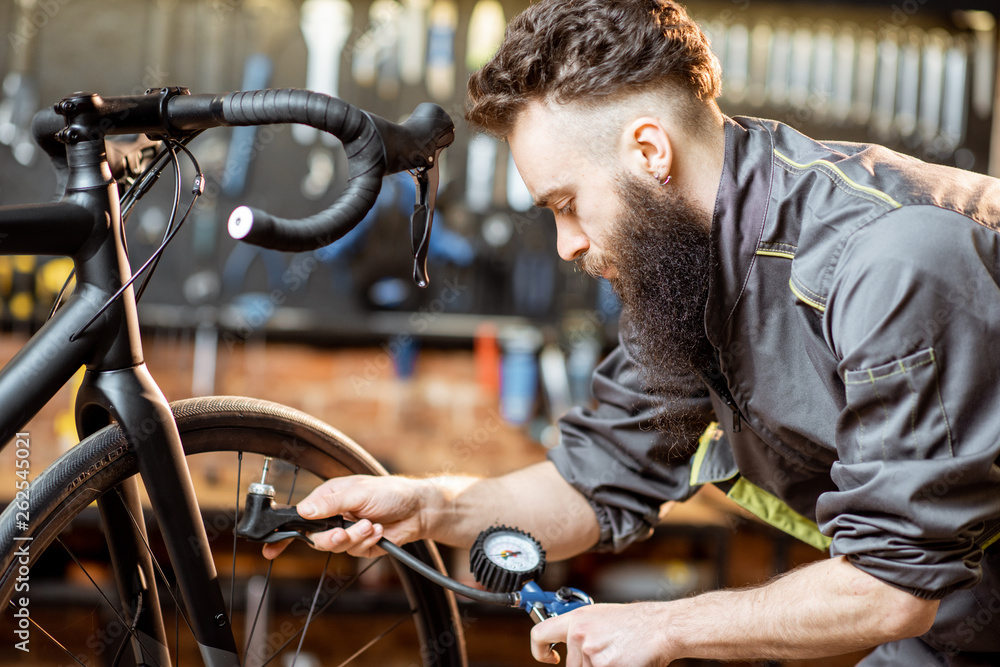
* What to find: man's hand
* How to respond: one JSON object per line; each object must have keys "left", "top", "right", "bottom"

{"left": 262, "top": 474, "right": 430, "bottom": 559}
{"left": 263, "top": 462, "right": 601, "bottom": 563}
{"left": 528, "top": 556, "right": 938, "bottom": 665}
{"left": 530, "top": 602, "right": 671, "bottom": 666}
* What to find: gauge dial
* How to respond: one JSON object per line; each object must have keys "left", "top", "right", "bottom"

{"left": 483, "top": 531, "right": 541, "bottom": 571}
{"left": 470, "top": 525, "right": 546, "bottom": 593}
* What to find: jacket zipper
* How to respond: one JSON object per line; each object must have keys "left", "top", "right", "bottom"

{"left": 699, "top": 365, "right": 743, "bottom": 432}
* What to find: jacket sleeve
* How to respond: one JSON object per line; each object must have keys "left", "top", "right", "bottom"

{"left": 818, "top": 206, "right": 1000, "bottom": 599}
{"left": 547, "top": 332, "right": 714, "bottom": 553}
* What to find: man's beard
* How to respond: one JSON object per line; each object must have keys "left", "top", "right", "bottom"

{"left": 580, "top": 172, "right": 715, "bottom": 435}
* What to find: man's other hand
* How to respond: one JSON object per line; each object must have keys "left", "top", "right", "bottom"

{"left": 530, "top": 602, "right": 672, "bottom": 666}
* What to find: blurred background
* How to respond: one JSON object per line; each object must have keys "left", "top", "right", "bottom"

{"left": 0, "top": 0, "right": 995, "bottom": 664}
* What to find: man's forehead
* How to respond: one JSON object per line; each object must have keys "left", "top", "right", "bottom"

{"left": 509, "top": 100, "right": 561, "bottom": 147}
{"left": 509, "top": 101, "right": 595, "bottom": 202}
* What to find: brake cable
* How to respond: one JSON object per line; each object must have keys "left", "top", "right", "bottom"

{"left": 48, "top": 133, "right": 202, "bottom": 321}
{"left": 69, "top": 140, "right": 205, "bottom": 341}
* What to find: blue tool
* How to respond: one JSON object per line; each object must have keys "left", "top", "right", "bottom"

{"left": 517, "top": 581, "right": 594, "bottom": 623}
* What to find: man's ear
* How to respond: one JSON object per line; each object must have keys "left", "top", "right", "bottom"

{"left": 621, "top": 117, "right": 674, "bottom": 181}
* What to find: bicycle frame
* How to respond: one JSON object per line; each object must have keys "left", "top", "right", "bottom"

{"left": 0, "top": 138, "right": 239, "bottom": 662}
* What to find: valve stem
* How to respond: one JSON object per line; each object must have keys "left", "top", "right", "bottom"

{"left": 249, "top": 457, "right": 275, "bottom": 498}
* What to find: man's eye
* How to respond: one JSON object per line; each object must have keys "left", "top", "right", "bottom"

{"left": 556, "top": 202, "right": 574, "bottom": 216}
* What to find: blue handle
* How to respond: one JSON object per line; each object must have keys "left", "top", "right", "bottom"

{"left": 518, "top": 581, "right": 593, "bottom": 620}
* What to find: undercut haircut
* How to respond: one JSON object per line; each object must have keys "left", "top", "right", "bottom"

{"left": 466, "top": 0, "right": 722, "bottom": 139}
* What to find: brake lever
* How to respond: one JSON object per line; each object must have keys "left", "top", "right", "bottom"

{"left": 234, "top": 484, "right": 349, "bottom": 545}
{"left": 409, "top": 142, "right": 448, "bottom": 288}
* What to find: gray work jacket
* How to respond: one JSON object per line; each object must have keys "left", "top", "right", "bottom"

{"left": 549, "top": 115, "right": 1000, "bottom": 659}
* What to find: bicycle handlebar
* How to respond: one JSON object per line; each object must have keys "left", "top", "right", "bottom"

{"left": 31, "top": 87, "right": 455, "bottom": 258}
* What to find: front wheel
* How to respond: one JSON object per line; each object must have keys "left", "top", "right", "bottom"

{"left": 0, "top": 396, "right": 467, "bottom": 666}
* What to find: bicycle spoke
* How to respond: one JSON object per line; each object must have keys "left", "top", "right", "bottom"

{"left": 290, "top": 552, "right": 333, "bottom": 667}
{"left": 241, "top": 561, "right": 275, "bottom": 662}
{"left": 230, "top": 450, "right": 243, "bottom": 621}
{"left": 7, "top": 600, "right": 88, "bottom": 667}
{"left": 56, "top": 537, "right": 164, "bottom": 667}
{"left": 113, "top": 487, "right": 195, "bottom": 635}
{"left": 111, "top": 593, "right": 143, "bottom": 667}
{"left": 334, "top": 610, "right": 415, "bottom": 667}
{"left": 259, "top": 556, "right": 385, "bottom": 667}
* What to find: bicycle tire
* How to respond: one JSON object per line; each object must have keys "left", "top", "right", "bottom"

{"left": 0, "top": 396, "right": 467, "bottom": 667}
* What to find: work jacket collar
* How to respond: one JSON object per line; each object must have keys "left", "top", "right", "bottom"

{"left": 704, "top": 116, "right": 774, "bottom": 350}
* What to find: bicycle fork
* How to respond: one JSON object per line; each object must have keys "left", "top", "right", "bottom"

{"left": 78, "top": 365, "right": 241, "bottom": 666}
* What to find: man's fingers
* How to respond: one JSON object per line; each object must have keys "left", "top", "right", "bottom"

{"left": 531, "top": 616, "right": 568, "bottom": 663}
{"left": 261, "top": 537, "right": 294, "bottom": 560}
{"left": 297, "top": 477, "right": 356, "bottom": 518}
{"left": 310, "top": 519, "right": 385, "bottom": 554}
{"left": 347, "top": 521, "right": 384, "bottom": 557}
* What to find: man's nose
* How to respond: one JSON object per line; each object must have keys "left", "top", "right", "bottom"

{"left": 555, "top": 223, "right": 589, "bottom": 261}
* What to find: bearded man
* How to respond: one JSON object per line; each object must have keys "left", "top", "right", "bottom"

{"left": 270, "top": 1, "right": 1000, "bottom": 663}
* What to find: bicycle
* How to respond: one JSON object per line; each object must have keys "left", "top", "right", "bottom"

{"left": 0, "top": 85, "right": 468, "bottom": 666}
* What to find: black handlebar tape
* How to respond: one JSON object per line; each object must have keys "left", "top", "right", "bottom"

{"left": 218, "top": 89, "right": 386, "bottom": 252}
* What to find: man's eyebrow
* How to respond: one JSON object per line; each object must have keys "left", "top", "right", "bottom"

{"left": 532, "top": 184, "right": 571, "bottom": 209}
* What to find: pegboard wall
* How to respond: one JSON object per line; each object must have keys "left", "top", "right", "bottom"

{"left": 0, "top": 0, "right": 994, "bottom": 343}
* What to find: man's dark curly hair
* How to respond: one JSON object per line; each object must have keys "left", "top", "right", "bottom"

{"left": 466, "top": 0, "right": 721, "bottom": 138}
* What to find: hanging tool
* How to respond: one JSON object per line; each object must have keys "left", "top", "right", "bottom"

{"left": 539, "top": 343, "right": 572, "bottom": 423}
{"left": 702, "top": 21, "right": 726, "bottom": 100}
{"left": 959, "top": 10, "right": 997, "bottom": 120}
{"left": 811, "top": 22, "right": 835, "bottom": 123}
{"left": 872, "top": 30, "right": 900, "bottom": 139}
{"left": 221, "top": 54, "right": 274, "bottom": 198}
{"left": 296, "top": 0, "right": 353, "bottom": 200}
{"left": 724, "top": 23, "right": 750, "bottom": 105}
{"left": 499, "top": 325, "right": 543, "bottom": 425}
{"left": 222, "top": 0, "right": 297, "bottom": 198}
{"left": 197, "top": 0, "right": 228, "bottom": 95}
{"left": 0, "top": 0, "right": 41, "bottom": 166}
{"left": 466, "top": 0, "right": 506, "bottom": 71}
{"left": 895, "top": 28, "right": 923, "bottom": 141}
{"left": 787, "top": 21, "right": 812, "bottom": 110}
{"left": 373, "top": 0, "right": 403, "bottom": 100}
{"left": 831, "top": 26, "right": 857, "bottom": 123}
{"left": 747, "top": 21, "right": 772, "bottom": 108}
{"left": 466, "top": 134, "right": 498, "bottom": 214}
{"left": 426, "top": 0, "right": 458, "bottom": 102}
{"left": 941, "top": 38, "right": 970, "bottom": 152}
{"left": 766, "top": 19, "right": 793, "bottom": 108}
{"left": 918, "top": 31, "right": 947, "bottom": 152}
{"left": 852, "top": 29, "right": 878, "bottom": 126}
{"left": 295, "top": 0, "right": 353, "bottom": 146}
{"left": 399, "top": 0, "right": 430, "bottom": 85}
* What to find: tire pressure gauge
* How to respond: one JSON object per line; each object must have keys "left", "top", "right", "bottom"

{"left": 470, "top": 525, "right": 546, "bottom": 593}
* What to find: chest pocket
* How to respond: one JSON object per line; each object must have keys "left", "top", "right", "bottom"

{"left": 841, "top": 347, "right": 954, "bottom": 464}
